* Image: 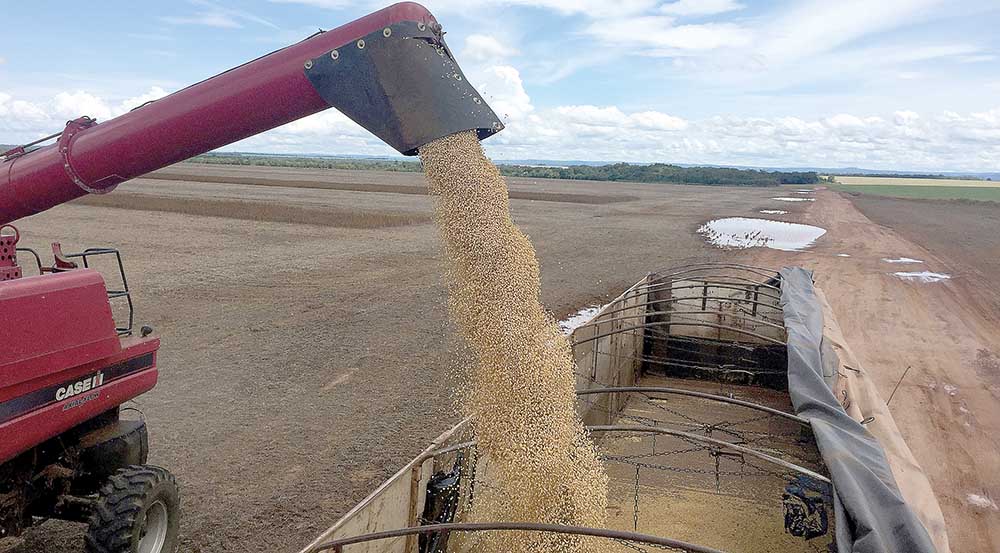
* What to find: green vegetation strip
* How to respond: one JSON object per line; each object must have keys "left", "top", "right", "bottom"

{"left": 189, "top": 153, "right": 818, "bottom": 187}
{"left": 833, "top": 184, "right": 1000, "bottom": 202}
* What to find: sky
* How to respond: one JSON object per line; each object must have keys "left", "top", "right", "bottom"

{"left": 1, "top": 0, "right": 999, "bottom": 171}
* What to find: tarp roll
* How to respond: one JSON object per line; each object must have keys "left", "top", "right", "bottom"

{"left": 779, "top": 266, "right": 937, "bottom": 553}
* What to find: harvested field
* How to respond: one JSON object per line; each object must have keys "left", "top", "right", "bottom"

{"left": 12, "top": 162, "right": 785, "bottom": 553}
{"left": 76, "top": 194, "right": 430, "bottom": 228}
{"left": 11, "top": 161, "right": 998, "bottom": 553}
{"left": 848, "top": 195, "right": 1000, "bottom": 317}
{"left": 147, "top": 167, "right": 637, "bottom": 205}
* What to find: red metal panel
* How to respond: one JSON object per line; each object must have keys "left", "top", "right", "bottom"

{"left": 0, "top": 270, "right": 121, "bottom": 389}
{"left": 0, "top": 365, "right": 158, "bottom": 463}
{"left": 0, "top": 335, "right": 157, "bottom": 404}
{"left": 0, "top": 2, "right": 437, "bottom": 224}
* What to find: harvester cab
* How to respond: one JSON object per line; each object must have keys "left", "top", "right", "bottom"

{"left": 0, "top": 3, "right": 501, "bottom": 552}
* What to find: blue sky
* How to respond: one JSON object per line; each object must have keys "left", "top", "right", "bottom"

{"left": 2, "top": 0, "right": 999, "bottom": 171}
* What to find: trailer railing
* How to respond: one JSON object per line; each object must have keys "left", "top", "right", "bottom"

{"left": 311, "top": 521, "right": 729, "bottom": 553}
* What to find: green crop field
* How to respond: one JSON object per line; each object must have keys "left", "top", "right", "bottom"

{"left": 836, "top": 175, "right": 998, "bottom": 187}
{"left": 833, "top": 184, "right": 1000, "bottom": 201}
{"left": 832, "top": 175, "right": 1000, "bottom": 201}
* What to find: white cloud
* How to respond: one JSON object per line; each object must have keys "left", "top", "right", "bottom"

{"left": 554, "top": 105, "right": 630, "bottom": 127}
{"left": 0, "top": 87, "right": 172, "bottom": 144}
{"left": 482, "top": 101, "right": 1000, "bottom": 171}
{"left": 878, "top": 44, "right": 981, "bottom": 64}
{"left": 463, "top": 35, "right": 520, "bottom": 63}
{"left": 0, "top": 93, "right": 49, "bottom": 123}
{"left": 659, "top": 0, "right": 745, "bottom": 17}
{"left": 585, "top": 17, "right": 751, "bottom": 52}
{"left": 3, "top": 83, "right": 999, "bottom": 172}
{"left": 266, "top": 0, "right": 666, "bottom": 17}
{"left": 118, "top": 87, "right": 170, "bottom": 113}
{"left": 160, "top": 13, "right": 242, "bottom": 28}
{"left": 470, "top": 65, "right": 534, "bottom": 122}
{"left": 632, "top": 111, "right": 688, "bottom": 131}
{"left": 894, "top": 110, "right": 920, "bottom": 125}
{"left": 959, "top": 54, "right": 996, "bottom": 63}
{"left": 47, "top": 87, "right": 170, "bottom": 122}
{"left": 421, "top": 0, "right": 657, "bottom": 18}
{"left": 267, "top": 0, "right": 351, "bottom": 8}
{"left": 161, "top": 0, "right": 278, "bottom": 30}
{"left": 53, "top": 91, "right": 114, "bottom": 121}
{"left": 551, "top": 105, "right": 687, "bottom": 131}
{"left": 753, "top": 0, "right": 944, "bottom": 66}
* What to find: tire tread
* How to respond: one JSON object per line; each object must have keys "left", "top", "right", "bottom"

{"left": 84, "top": 465, "right": 179, "bottom": 553}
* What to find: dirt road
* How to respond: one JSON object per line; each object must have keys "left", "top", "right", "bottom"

{"left": 743, "top": 189, "right": 1000, "bottom": 552}
{"left": 12, "top": 164, "right": 784, "bottom": 553}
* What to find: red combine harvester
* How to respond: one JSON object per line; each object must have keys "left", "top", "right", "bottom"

{"left": 0, "top": 3, "right": 501, "bottom": 552}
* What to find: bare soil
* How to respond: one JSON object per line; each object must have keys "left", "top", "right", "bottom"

{"left": 146, "top": 165, "right": 637, "bottom": 204}
{"left": 848, "top": 195, "right": 1000, "bottom": 319}
{"left": 12, "top": 163, "right": 783, "bottom": 553}
{"left": 741, "top": 189, "right": 1000, "bottom": 553}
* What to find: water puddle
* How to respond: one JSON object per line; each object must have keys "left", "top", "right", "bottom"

{"left": 772, "top": 197, "right": 815, "bottom": 202}
{"left": 882, "top": 257, "right": 923, "bottom": 264}
{"left": 893, "top": 271, "right": 951, "bottom": 283}
{"left": 836, "top": 253, "right": 851, "bottom": 257}
{"left": 795, "top": 189, "right": 814, "bottom": 194}
{"left": 759, "top": 209, "right": 788, "bottom": 215}
{"left": 558, "top": 305, "right": 602, "bottom": 334}
{"left": 698, "top": 217, "right": 826, "bottom": 251}
{"left": 966, "top": 493, "right": 999, "bottom": 511}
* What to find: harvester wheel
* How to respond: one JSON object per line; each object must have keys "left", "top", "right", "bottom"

{"left": 84, "top": 465, "right": 180, "bottom": 553}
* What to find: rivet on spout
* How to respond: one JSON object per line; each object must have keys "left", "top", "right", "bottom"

{"left": 330, "top": 50, "right": 339, "bottom": 60}
{"left": 357, "top": 39, "right": 365, "bottom": 49}
{"left": 304, "top": 60, "right": 314, "bottom": 70}
{"left": 383, "top": 27, "right": 392, "bottom": 37}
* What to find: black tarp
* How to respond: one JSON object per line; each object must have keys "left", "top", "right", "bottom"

{"left": 779, "top": 267, "right": 937, "bottom": 553}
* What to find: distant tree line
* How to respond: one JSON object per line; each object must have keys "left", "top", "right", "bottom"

{"left": 189, "top": 153, "right": 820, "bottom": 187}
{"left": 192, "top": 153, "right": 424, "bottom": 173}
{"left": 500, "top": 162, "right": 818, "bottom": 185}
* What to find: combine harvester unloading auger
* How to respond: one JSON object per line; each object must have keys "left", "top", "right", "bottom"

{"left": 0, "top": 3, "right": 501, "bottom": 552}
{"left": 0, "top": 3, "right": 950, "bottom": 553}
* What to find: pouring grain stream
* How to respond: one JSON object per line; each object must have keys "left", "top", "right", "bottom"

{"left": 420, "top": 131, "right": 608, "bottom": 552}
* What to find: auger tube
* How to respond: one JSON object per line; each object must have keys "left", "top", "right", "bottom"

{"left": 0, "top": 2, "right": 502, "bottom": 225}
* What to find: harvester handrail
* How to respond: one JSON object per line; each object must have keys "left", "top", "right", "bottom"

{"left": 310, "top": 521, "right": 729, "bottom": 553}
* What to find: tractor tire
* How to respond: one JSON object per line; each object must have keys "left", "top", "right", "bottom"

{"left": 84, "top": 465, "right": 180, "bottom": 553}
